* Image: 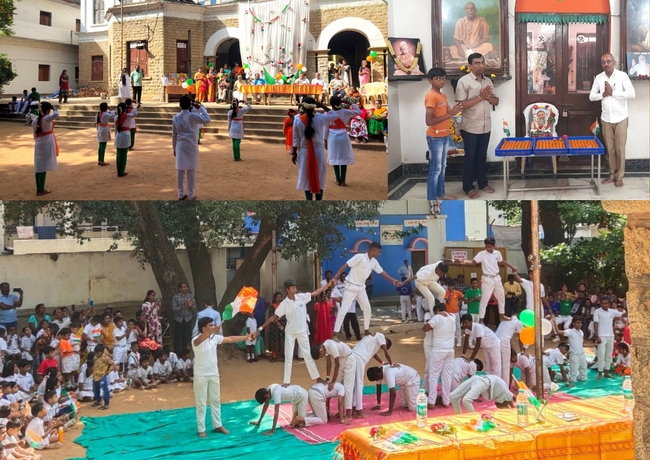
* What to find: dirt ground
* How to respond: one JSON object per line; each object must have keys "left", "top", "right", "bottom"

{"left": 0, "top": 124, "right": 387, "bottom": 201}
{"left": 42, "top": 308, "right": 566, "bottom": 460}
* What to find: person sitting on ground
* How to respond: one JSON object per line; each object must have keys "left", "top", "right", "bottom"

{"left": 175, "top": 348, "right": 193, "bottom": 382}
{"left": 543, "top": 342, "right": 570, "bottom": 386}
{"left": 138, "top": 356, "right": 160, "bottom": 389}
{"left": 614, "top": 341, "right": 631, "bottom": 376}
{"left": 292, "top": 381, "right": 346, "bottom": 428}
{"left": 25, "top": 402, "right": 62, "bottom": 450}
{"left": 450, "top": 374, "right": 514, "bottom": 413}
{"left": 4, "top": 417, "right": 40, "bottom": 458}
{"left": 152, "top": 350, "right": 179, "bottom": 383}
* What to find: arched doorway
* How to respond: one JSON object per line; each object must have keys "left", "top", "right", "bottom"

{"left": 215, "top": 39, "right": 241, "bottom": 71}
{"left": 328, "top": 31, "right": 371, "bottom": 88}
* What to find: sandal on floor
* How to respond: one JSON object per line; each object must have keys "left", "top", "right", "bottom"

{"left": 99, "top": 405, "right": 109, "bottom": 410}
{"left": 92, "top": 401, "right": 102, "bottom": 407}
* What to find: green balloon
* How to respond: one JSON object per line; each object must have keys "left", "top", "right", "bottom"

{"left": 186, "top": 78, "right": 194, "bottom": 85}
{"left": 370, "top": 51, "right": 378, "bottom": 58}
{"left": 222, "top": 305, "right": 233, "bottom": 321}
{"left": 282, "top": 75, "right": 287, "bottom": 82}
{"left": 520, "top": 309, "right": 535, "bottom": 327}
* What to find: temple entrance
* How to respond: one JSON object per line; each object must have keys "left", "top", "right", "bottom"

{"left": 215, "top": 39, "right": 241, "bottom": 71}
{"left": 327, "top": 31, "right": 371, "bottom": 88}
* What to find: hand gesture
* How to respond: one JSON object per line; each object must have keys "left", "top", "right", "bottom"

{"left": 390, "top": 362, "right": 401, "bottom": 368}
{"left": 479, "top": 86, "right": 492, "bottom": 100}
{"left": 463, "top": 356, "right": 472, "bottom": 363}
{"left": 392, "top": 279, "right": 400, "bottom": 287}
{"left": 327, "top": 381, "right": 335, "bottom": 391}
{"left": 448, "top": 102, "right": 463, "bottom": 115}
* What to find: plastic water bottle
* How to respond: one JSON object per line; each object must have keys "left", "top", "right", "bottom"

{"left": 623, "top": 376, "right": 634, "bottom": 414}
{"left": 416, "top": 389, "right": 428, "bottom": 427}
{"left": 517, "top": 389, "right": 529, "bottom": 427}
{"left": 623, "top": 376, "right": 632, "bottom": 393}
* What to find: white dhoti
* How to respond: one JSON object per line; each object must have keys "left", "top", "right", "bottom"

{"left": 415, "top": 280, "right": 446, "bottom": 316}
{"left": 334, "top": 283, "right": 371, "bottom": 332}
{"left": 426, "top": 350, "right": 454, "bottom": 406}
{"left": 478, "top": 276, "right": 505, "bottom": 319}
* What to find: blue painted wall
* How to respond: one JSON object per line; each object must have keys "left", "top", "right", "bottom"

{"left": 442, "top": 201, "right": 466, "bottom": 241}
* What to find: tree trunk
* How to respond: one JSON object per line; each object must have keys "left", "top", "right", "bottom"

{"left": 127, "top": 201, "right": 188, "bottom": 314}
{"left": 540, "top": 201, "right": 566, "bottom": 246}
{"left": 521, "top": 201, "right": 532, "bottom": 261}
{"left": 185, "top": 238, "right": 218, "bottom": 306}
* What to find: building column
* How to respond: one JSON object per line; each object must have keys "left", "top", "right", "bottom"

{"left": 426, "top": 215, "right": 447, "bottom": 264}
{"left": 313, "top": 49, "right": 330, "bottom": 79}
{"left": 601, "top": 200, "right": 650, "bottom": 460}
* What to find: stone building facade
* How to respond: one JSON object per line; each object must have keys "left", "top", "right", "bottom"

{"left": 79, "top": 0, "right": 387, "bottom": 101}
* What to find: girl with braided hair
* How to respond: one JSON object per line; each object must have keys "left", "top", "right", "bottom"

{"left": 228, "top": 99, "right": 252, "bottom": 161}
{"left": 292, "top": 96, "right": 341, "bottom": 200}
{"left": 32, "top": 101, "right": 59, "bottom": 195}
{"left": 96, "top": 102, "right": 115, "bottom": 167}
{"left": 118, "top": 68, "right": 131, "bottom": 101}
{"left": 114, "top": 102, "right": 132, "bottom": 177}
{"left": 326, "top": 95, "right": 361, "bottom": 186}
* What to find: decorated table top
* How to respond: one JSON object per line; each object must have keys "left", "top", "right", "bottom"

{"left": 336, "top": 395, "right": 633, "bottom": 460}
{"left": 240, "top": 84, "right": 324, "bottom": 94}
{"left": 495, "top": 136, "right": 605, "bottom": 157}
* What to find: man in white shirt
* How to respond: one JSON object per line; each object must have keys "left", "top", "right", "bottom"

{"left": 451, "top": 237, "right": 517, "bottom": 323}
{"left": 461, "top": 314, "right": 501, "bottom": 377}
{"left": 367, "top": 363, "right": 421, "bottom": 415}
{"left": 512, "top": 270, "right": 547, "bottom": 312}
{"left": 593, "top": 297, "right": 623, "bottom": 380}
{"left": 310, "top": 339, "right": 355, "bottom": 424}
{"left": 51, "top": 308, "right": 71, "bottom": 330}
{"left": 397, "top": 259, "right": 414, "bottom": 279}
{"left": 311, "top": 72, "right": 328, "bottom": 102}
{"left": 589, "top": 53, "right": 635, "bottom": 188}
{"left": 450, "top": 374, "right": 514, "bottom": 413}
{"left": 192, "top": 300, "right": 223, "bottom": 337}
{"left": 192, "top": 317, "right": 251, "bottom": 438}
{"left": 332, "top": 242, "right": 400, "bottom": 336}
{"left": 259, "top": 279, "right": 332, "bottom": 385}
{"left": 350, "top": 332, "right": 393, "bottom": 416}
{"left": 252, "top": 383, "right": 309, "bottom": 435}
{"left": 404, "top": 261, "right": 449, "bottom": 316}
{"left": 423, "top": 304, "right": 456, "bottom": 408}
{"left": 451, "top": 356, "right": 481, "bottom": 391}
{"left": 495, "top": 313, "right": 524, "bottom": 382}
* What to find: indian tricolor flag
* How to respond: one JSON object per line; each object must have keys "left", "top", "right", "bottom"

{"left": 222, "top": 287, "right": 258, "bottom": 320}
{"left": 590, "top": 119, "right": 601, "bottom": 136}
{"left": 25, "top": 428, "right": 44, "bottom": 449}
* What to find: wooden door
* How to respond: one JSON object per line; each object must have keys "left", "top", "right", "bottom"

{"left": 177, "top": 41, "right": 188, "bottom": 73}
{"left": 91, "top": 56, "right": 103, "bottom": 81}
{"left": 411, "top": 251, "right": 426, "bottom": 275}
{"left": 129, "top": 44, "right": 148, "bottom": 76}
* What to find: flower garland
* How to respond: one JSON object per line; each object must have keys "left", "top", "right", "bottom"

{"left": 387, "top": 40, "right": 422, "bottom": 74}
{"left": 450, "top": 117, "right": 463, "bottom": 145}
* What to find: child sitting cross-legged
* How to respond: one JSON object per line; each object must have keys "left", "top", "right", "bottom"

{"left": 77, "top": 359, "right": 95, "bottom": 402}
{"left": 43, "top": 390, "right": 71, "bottom": 428}
{"left": 152, "top": 350, "right": 180, "bottom": 383}
{"left": 25, "top": 402, "right": 62, "bottom": 450}
{"left": 614, "top": 342, "right": 631, "bottom": 376}
{"left": 138, "top": 356, "right": 160, "bottom": 389}
{"left": 175, "top": 349, "right": 193, "bottom": 382}
{"left": 107, "top": 365, "right": 127, "bottom": 393}
{"left": 3, "top": 417, "right": 40, "bottom": 459}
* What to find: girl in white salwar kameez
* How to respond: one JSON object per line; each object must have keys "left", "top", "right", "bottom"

{"left": 172, "top": 96, "right": 211, "bottom": 200}
{"left": 326, "top": 96, "right": 361, "bottom": 187}
{"left": 228, "top": 100, "right": 252, "bottom": 161}
{"left": 96, "top": 102, "right": 114, "bottom": 167}
{"left": 118, "top": 68, "right": 131, "bottom": 101}
{"left": 292, "top": 97, "right": 341, "bottom": 200}
{"left": 33, "top": 102, "right": 59, "bottom": 196}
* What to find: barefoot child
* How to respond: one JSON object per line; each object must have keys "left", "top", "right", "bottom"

{"left": 366, "top": 364, "right": 421, "bottom": 415}
{"left": 310, "top": 339, "right": 355, "bottom": 424}
{"left": 175, "top": 349, "right": 193, "bottom": 382}
{"left": 543, "top": 342, "right": 570, "bottom": 386}
{"left": 554, "top": 318, "right": 587, "bottom": 382}
{"left": 58, "top": 328, "right": 78, "bottom": 389}
{"left": 25, "top": 402, "right": 62, "bottom": 450}
{"left": 152, "top": 351, "right": 179, "bottom": 383}
{"left": 91, "top": 344, "right": 113, "bottom": 410}
{"left": 299, "top": 382, "right": 346, "bottom": 427}
{"left": 33, "top": 101, "right": 59, "bottom": 196}
{"left": 614, "top": 342, "right": 631, "bottom": 375}
{"left": 126, "top": 342, "right": 147, "bottom": 390}
{"left": 227, "top": 100, "right": 252, "bottom": 161}
{"left": 251, "top": 384, "right": 309, "bottom": 435}
{"left": 350, "top": 333, "right": 394, "bottom": 417}
{"left": 112, "top": 317, "right": 130, "bottom": 375}
{"left": 96, "top": 102, "right": 114, "bottom": 166}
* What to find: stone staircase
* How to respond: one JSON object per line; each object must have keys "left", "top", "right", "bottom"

{"left": 0, "top": 102, "right": 385, "bottom": 152}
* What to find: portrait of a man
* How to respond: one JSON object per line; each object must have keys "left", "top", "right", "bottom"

{"left": 387, "top": 37, "right": 426, "bottom": 80}
{"left": 626, "top": 0, "right": 650, "bottom": 52}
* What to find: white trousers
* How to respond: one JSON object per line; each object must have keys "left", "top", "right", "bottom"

{"left": 423, "top": 347, "right": 431, "bottom": 393}
{"left": 450, "top": 371, "right": 464, "bottom": 392}
{"left": 426, "top": 350, "right": 454, "bottom": 405}
{"left": 451, "top": 313, "right": 462, "bottom": 344}
{"left": 556, "top": 315, "right": 573, "bottom": 329}
{"left": 568, "top": 352, "right": 587, "bottom": 382}
{"left": 482, "top": 343, "right": 502, "bottom": 378}
{"left": 499, "top": 338, "right": 512, "bottom": 383}
{"left": 416, "top": 297, "right": 426, "bottom": 321}
{"left": 177, "top": 169, "right": 196, "bottom": 199}
{"left": 415, "top": 280, "right": 446, "bottom": 316}
{"left": 400, "top": 296, "right": 411, "bottom": 321}
{"left": 193, "top": 374, "right": 221, "bottom": 432}
{"left": 292, "top": 387, "right": 309, "bottom": 418}
{"left": 338, "top": 354, "right": 356, "bottom": 410}
{"left": 478, "top": 276, "right": 505, "bottom": 319}
{"left": 398, "top": 380, "right": 420, "bottom": 411}
{"left": 597, "top": 336, "right": 615, "bottom": 373}
{"left": 352, "top": 353, "right": 366, "bottom": 411}
{"left": 284, "top": 332, "right": 320, "bottom": 384}
{"left": 450, "top": 375, "right": 490, "bottom": 413}
{"left": 334, "top": 283, "right": 371, "bottom": 332}
{"left": 306, "top": 389, "right": 328, "bottom": 426}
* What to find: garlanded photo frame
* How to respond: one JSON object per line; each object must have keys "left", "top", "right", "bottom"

{"left": 620, "top": 0, "right": 650, "bottom": 78}
{"left": 387, "top": 37, "right": 427, "bottom": 81}
{"left": 432, "top": 0, "right": 509, "bottom": 77}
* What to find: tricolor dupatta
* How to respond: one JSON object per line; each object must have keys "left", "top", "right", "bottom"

{"left": 300, "top": 113, "right": 320, "bottom": 193}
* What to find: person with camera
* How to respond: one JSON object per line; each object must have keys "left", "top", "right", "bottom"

{"left": 0, "top": 283, "right": 24, "bottom": 332}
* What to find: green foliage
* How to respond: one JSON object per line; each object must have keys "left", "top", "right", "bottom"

{"left": 489, "top": 201, "right": 522, "bottom": 223}
{"left": 0, "top": 0, "right": 18, "bottom": 37}
{"left": 0, "top": 54, "right": 17, "bottom": 95}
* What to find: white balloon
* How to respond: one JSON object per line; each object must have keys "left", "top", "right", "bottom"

{"left": 181, "top": 82, "right": 188, "bottom": 89}
{"left": 541, "top": 318, "right": 553, "bottom": 336}
{"left": 301, "top": 68, "right": 307, "bottom": 73}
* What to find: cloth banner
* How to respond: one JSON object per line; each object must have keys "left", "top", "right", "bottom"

{"left": 238, "top": 0, "right": 309, "bottom": 79}
{"left": 491, "top": 225, "right": 523, "bottom": 250}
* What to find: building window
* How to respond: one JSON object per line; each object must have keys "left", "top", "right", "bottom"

{"left": 93, "top": 0, "right": 105, "bottom": 25}
{"left": 38, "top": 65, "right": 50, "bottom": 82}
{"left": 76, "top": 19, "right": 81, "bottom": 32}
{"left": 91, "top": 56, "right": 103, "bottom": 81}
{"left": 39, "top": 11, "right": 52, "bottom": 27}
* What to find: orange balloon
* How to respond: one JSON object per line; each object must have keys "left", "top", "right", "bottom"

{"left": 520, "top": 327, "right": 535, "bottom": 345}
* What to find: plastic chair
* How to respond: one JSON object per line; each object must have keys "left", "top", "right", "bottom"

{"left": 360, "top": 82, "right": 388, "bottom": 105}
{"left": 522, "top": 102, "right": 559, "bottom": 179}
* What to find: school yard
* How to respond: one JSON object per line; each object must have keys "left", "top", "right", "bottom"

{"left": 0, "top": 123, "right": 387, "bottom": 201}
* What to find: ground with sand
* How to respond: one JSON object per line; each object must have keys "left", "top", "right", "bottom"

{"left": 0, "top": 124, "right": 387, "bottom": 201}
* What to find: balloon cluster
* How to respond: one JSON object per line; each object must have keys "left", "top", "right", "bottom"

{"left": 366, "top": 50, "right": 378, "bottom": 62}
{"left": 519, "top": 310, "right": 553, "bottom": 345}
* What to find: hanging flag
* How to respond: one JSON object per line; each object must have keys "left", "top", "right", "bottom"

{"left": 590, "top": 119, "right": 600, "bottom": 136}
{"left": 263, "top": 68, "right": 277, "bottom": 85}
{"left": 503, "top": 119, "right": 511, "bottom": 137}
{"left": 222, "top": 287, "right": 259, "bottom": 320}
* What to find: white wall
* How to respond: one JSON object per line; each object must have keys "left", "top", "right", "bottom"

{"left": 389, "top": 0, "right": 650, "bottom": 168}
{"left": 14, "top": 0, "right": 80, "bottom": 44}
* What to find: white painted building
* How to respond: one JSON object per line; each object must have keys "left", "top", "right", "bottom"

{"left": 0, "top": 0, "right": 80, "bottom": 96}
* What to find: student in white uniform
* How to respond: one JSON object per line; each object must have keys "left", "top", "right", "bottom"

{"left": 292, "top": 97, "right": 342, "bottom": 200}
{"left": 512, "top": 271, "right": 547, "bottom": 312}
{"left": 300, "top": 382, "right": 345, "bottom": 427}
{"left": 172, "top": 96, "right": 212, "bottom": 201}
{"left": 593, "top": 297, "right": 623, "bottom": 380}
{"left": 367, "top": 363, "right": 421, "bottom": 414}
{"left": 450, "top": 356, "right": 482, "bottom": 391}
{"left": 112, "top": 317, "right": 129, "bottom": 374}
{"left": 461, "top": 314, "right": 501, "bottom": 377}
{"left": 96, "top": 102, "right": 114, "bottom": 167}
{"left": 404, "top": 261, "right": 450, "bottom": 316}
{"left": 252, "top": 383, "right": 309, "bottom": 435}
{"left": 450, "top": 374, "right": 514, "bottom": 413}
{"left": 227, "top": 100, "right": 252, "bottom": 161}
{"left": 326, "top": 96, "right": 361, "bottom": 186}
{"left": 310, "top": 339, "right": 355, "bottom": 424}
{"left": 32, "top": 102, "right": 59, "bottom": 196}
{"left": 510, "top": 350, "right": 538, "bottom": 390}
{"left": 554, "top": 317, "right": 587, "bottom": 383}
{"left": 113, "top": 102, "right": 134, "bottom": 177}
{"left": 543, "top": 343, "right": 570, "bottom": 386}
{"left": 495, "top": 313, "right": 524, "bottom": 382}
{"left": 245, "top": 313, "right": 258, "bottom": 363}
{"left": 350, "top": 333, "right": 394, "bottom": 416}
{"left": 118, "top": 68, "right": 131, "bottom": 101}
{"left": 123, "top": 98, "right": 138, "bottom": 150}
{"left": 259, "top": 279, "right": 333, "bottom": 385}
{"left": 422, "top": 312, "right": 434, "bottom": 393}
{"left": 332, "top": 242, "right": 400, "bottom": 336}
{"left": 423, "top": 303, "right": 456, "bottom": 408}
{"left": 451, "top": 237, "right": 517, "bottom": 323}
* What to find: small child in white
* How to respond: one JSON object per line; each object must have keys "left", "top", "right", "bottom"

{"left": 4, "top": 417, "right": 40, "bottom": 458}
{"left": 112, "top": 317, "right": 130, "bottom": 375}
{"left": 20, "top": 326, "right": 35, "bottom": 363}
{"left": 510, "top": 350, "right": 537, "bottom": 390}
{"left": 152, "top": 351, "right": 177, "bottom": 383}
{"left": 554, "top": 317, "right": 587, "bottom": 383}
{"left": 245, "top": 313, "right": 258, "bottom": 363}
{"left": 543, "top": 342, "right": 570, "bottom": 387}
{"left": 138, "top": 357, "right": 160, "bottom": 388}
{"left": 77, "top": 360, "right": 95, "bottom": 401}
{"left": 5, "top": 326, "right": 20, "bottom": 363}
{"left": 175, "top": 348, "right": 193, "bottom": 382}
{"left": 25, "top": 402, "right": 62, "bottom": 450}
{"left": 251, "top": 384, "right": 309, "bottom": 435}
{"left": 107, "top": 366, "right": 127, "bottom": 393}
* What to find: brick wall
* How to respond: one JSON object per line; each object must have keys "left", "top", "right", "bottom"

{"left": 79, "top": 40, "right": 110, "bottom": 91}
{"left": 203, "top": 16, "right": 239, "bottom": 49}
{"left": 163, "top": 17, "right": 205, "bottom": 76}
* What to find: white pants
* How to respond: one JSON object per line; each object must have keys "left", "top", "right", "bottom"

{"left": 400, "top": 296, "right": 411, "bottom": 321}
{"left": 284, "top": 333, "right": 320, "bottom": 384}
{"left": 556, "top": 315, "right": 573, "bottom": 329}
{"left": 352, "top": 353, "right": 366, "bottom": 411}
{"left": 482, "top": 343, "right": 502, "bottom": 378}
{"left": 478, "top": 276, "right": 505, "bottom": 319}
{"left": 334, "top": 283, "right": 371, "bottom": 332}
{"left": 426, "top": 350, "right": 454, "bottom": 405}
{"left": 423, "top": 346, "right": 431, "bottom": 393}
{"left": 499, "top": 338, "right": 512, "bottom": 383}
{"left": 339, "top": 354, "right": 356, "bottom": 410}
{"left": 193, "top": 374, "right": 221, "bottom": 433}
{"left": 568, "top": 352, "right": 587, "bottom": 382}
{"left": 292, "top": 386, "right": 309, "bottom": 418}
{"left": 305, "top": 388, "right": 328, "bottom": 426}
{"left": 177, "top": 169, "right": 196, "bottom": 199}
{"left": 398, "top": 380, "right": 420, "bottom": 411}
{"left": 597, "top": 336, "right": 615, "bottom": 373}
{"left": 416, "top": 297, "right": 426, "bottom": 321}
{"left": 415, "top": 280, "right": 446, "bottom": 316}
{"left": 451, "top": 313, "right": 462, "bottom": 344}
{"left": 450, "top": 371, "right": 464, "bottom": 392}
{"left": 450, "top": 375, "right": 490, "bottom": 413}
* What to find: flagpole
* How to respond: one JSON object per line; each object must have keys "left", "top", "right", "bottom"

{"left": 531, "top": 201, "right": 544, "bottom": 400}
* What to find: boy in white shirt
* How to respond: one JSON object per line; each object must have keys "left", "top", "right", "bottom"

{"left": 310, "top": 339, "right": 355, "bottom": 424}
{"left": 82, "top": 316, "right": 103, "bottom": 353}
{"left": 331, "top": 242, "right": 400, "bottom": 336}
{"left": 26, "top": 402, "right": 62, "bottom": 450}
{"left": 20, "top": 326, "right": 36, "bottom": 362}
{"left": 15, "top": 360, "right": 34, "bottom": 402}
{"left": 152, "top": 351, "right": 178, "bottom": 383}
{"left": 543, "top": 343, "right": 570, "bottom": 386}
{"left": 245, "top": 313, "right": 258, "bottom": 363}
{"left": 350, "top": 332, "right": 394, "bottom": 417}
{"left": 138, "top": 357, "right": 160, "bottom": 388}
{"left": 450, "top": 374, "right": 514, "bottom": 413}
{"left": 423, "top": 304, "right": 456, "bottom": 408}
{"left": 112, "top": 317, "right": 130, "bottom": 375}
{"left": 554, "top": 318, "right": 587, "bottom": 383}
{"left": 422, "top": 312, "right": 434, "bottom": 393}
{"left": 251, "top": 384, "right": 309, "bottom": 435}
{"left": 366, "top": 364, "right": 421, "bottom": 415}
{"left": 451, "top": 356, "right": 482, "bottom": 391}
{"left": 176, "top": 348, "right": 193, "bottom": 381}
{"left": 495, "top": 313, "right": 525, "bottom": 382}
{"left": 461, "top": 314, "right": 502, "bottom": 377}
{"left": 510, "top": 350, "right": 537, "bottom": 390}
{"left": 593, "top": 298, "right": 624, "bottom": 380}
{"left": 5, "top": 326, "right": 20, "bottom": 363}
{"left": 403, "top": 261, "right": 450, "bottom": 316}
{"left": 299, "top": 382, "right": 345, "bottom": 427}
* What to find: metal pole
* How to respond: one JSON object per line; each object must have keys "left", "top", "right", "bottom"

{"left": 271, "top": 230, "right": 277, "bottom": 294}
{"left": 121, "top": 1, "right": 124, "bottom": 68}
{"left": 531, "top": 201, "right": 544, "bottom": 400}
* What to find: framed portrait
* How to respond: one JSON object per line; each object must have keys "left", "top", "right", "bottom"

{"left": 432, "top": 0, "right": 509, "bottom": 76}
{"left": 621, "top": 0, "right": 650, "bottom": 75}
{"left": 387, "top": 37, "right": 427, "bottom": 81}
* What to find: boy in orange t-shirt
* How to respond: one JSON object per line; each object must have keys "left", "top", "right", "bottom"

{"left": 425, "top": 68, "right": 463, "bottom": 201}
{"left": 445, "top": 279, "right": 464, "bottom": 346}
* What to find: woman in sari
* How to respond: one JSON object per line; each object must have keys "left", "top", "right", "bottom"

{"left": 368, "top": 99, "right": 387, "bottom": 137}
{"left": 194, "top": 67, "right": 208, "bottom": 103}
{"left": 134, "top": 310, "right": 161, "bottom": 357}
{"left": 207, "top": 68, "right": 218, "bottom": 103}
{"left": 141, "top": 290, "right": 162, "bottom": 345}
{"left": 358, "top": 60, "right": 371, "bottom": 87}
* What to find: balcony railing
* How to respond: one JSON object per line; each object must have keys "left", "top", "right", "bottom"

{"left": 12, "top": 21, "right": 79, "bottom": 45}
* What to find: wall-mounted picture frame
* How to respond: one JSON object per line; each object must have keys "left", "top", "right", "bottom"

{"left": 432, "top": 0, "right": 509, "bottom": 77}
{"left": 387, "top": 37, "right": 427, "bottom": 81}
{"left": 620, "top": 0, "right": 650, "bottom": 76}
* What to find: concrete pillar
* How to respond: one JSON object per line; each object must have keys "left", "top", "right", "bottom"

{"left": 601, "top": 200, "right": 650, "bottom": 460}
{"left": 313, "top": 49, "right": 331, "bottom": 80}
{"left": 426, "top": 215, "right": 447, "bottom": 264}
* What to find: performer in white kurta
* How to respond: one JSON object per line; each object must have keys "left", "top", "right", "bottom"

{"left": 350, "top": 332, "right": 394, "bottom": 415}
{"left": 311, "top": 339, "right": 355, "bottom": 424}
{"left": 227, "top": 100, "right": 252, "bottom": 161}
{"left": 450, "top": 374, "right": 514, "bottom": 413}
{"left": 172, "top": 96, "right": 212, "bottom": 201}
{"left": 404, "top": 261, "right": 450, "bottom": 316}
{"left": 292, "top": 97, "right": 341, "bottom": 200}
{"left": 118, "top": 68, "right": 131, "bottom": 101}
{"left": 495, "top": 314, "right": 524, "bottom": 382}
{"left": 450, "top": 356, "right": 480, "bottom": 391}
{"left": 33, "top": 102, "right": 59, "bottom": 195}
{"left": 423, "top": 304, "right": 456, "bottom": 407}
{"left": 461, "top": 314, "right": 501, "bottom": 377}
{"left": 332, "top": 242, "right": 400, "bottom": 335}
{"left": 96, "top": 102, "right": 114, "bottom": 167}
{"left": 326, "top": 96, "right": 361, "bottom": 186}
{"left": 303, "top": 382, "right": 345, "bottom": 426}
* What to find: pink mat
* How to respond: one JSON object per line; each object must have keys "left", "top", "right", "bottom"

{"left": 270, "top": 391, "right": 578, "bottom": 445}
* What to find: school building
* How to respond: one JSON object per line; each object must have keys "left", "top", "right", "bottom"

{"left": 78, "top": 0, "right": 388, "bottom": 101}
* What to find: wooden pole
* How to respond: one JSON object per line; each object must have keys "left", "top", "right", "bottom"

{"left": 271, "top": 230, "right": 277, "bottom": 294}
{"left": 531, "top": 200, "right": 544, "bottom": 400}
